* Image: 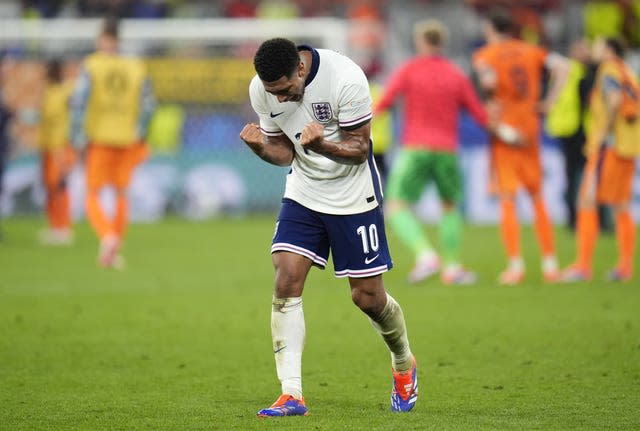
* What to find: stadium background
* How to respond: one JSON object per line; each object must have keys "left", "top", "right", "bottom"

{"left": 0, "top": 0, "right": 639, "bottom": 223}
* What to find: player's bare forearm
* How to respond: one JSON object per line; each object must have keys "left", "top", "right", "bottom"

{"left": 473, "top": 65, "right": 497, "bottom": 101}
{"left": 302, "top": 122, "right": 370, "bottom": 165}
{"left": 240, "top": 123, "right": 294, "bottom": 166}
{"left": 604, "top": 90, "right": 622, "bottom": 132}
{"left": 541, "top": 58, "right": 570, "bottom": 114}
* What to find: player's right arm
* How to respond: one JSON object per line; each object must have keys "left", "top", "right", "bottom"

{"left": 538, "top": 51, "right": 570, "bottom": 114}
{"left": 69, "top": 66, "right": 90, "bottom": 149}
{"left": 240, "top": 123, "right": 294, "bottom": 166}
{"left": 244, "top": 77, "right": 295, "bottom": 166}
{"left": 136, "top": 74, "right": 156, "bottom": 142}
{"left": 471, "top": 52, "right": 498, "bottom": 100}
{"left": 372, "top": 63, "right": 407, "bottom": 114}
{"left": 585, "top": 64, "right": 623, "bottom": 156}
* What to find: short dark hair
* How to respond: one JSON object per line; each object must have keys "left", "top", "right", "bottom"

{"left": 604, "top": 37, "right": 626, "bottom": 58}
{"left": 102, "top": 16, "right": 119, "bottom": 39}
{"left": 487, "top": 9, "right": 513, "bottom": 34}
{"left": 46, "top": 59, "right": 63, "bottom": 83}
{"left": 253, "top": 38, "right": 300, "bottom": 82}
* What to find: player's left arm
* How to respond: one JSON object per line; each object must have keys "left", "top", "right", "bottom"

{"left": 471, "top": 54, "right": 497, "bottom": 100}
{"left": 299, "top": 120, "right": 370, "bottom": 165}
{"left": 301, "top": 77, "right": 372, "bottom": 165}
{"left": 597, "top": 73, "right": 623, "bottom": 141}
{"left": 373, "top": 64, "right": 407, "bottom": 114}
{"left": 539, "top": 51, "right": 570, "bottom": 114}
{"left": 460, "top": 75, "right": 488, "bottom": 126}
{"left": 137, "top": 77, "right": 156, "bottom": 142}
{"left": 69, "top": 66, "right": 90, "bottom": 149}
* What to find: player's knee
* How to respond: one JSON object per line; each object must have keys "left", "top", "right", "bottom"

{"left": 350, "top": 286, "right": 385, "bottom": 317}
{"left": 577, "top": 195, "right": 596, "bottom": 210}
{"left": 441, "top": 200, "right": 456, "bottom": 212}
{"left": 350, "top": 288, "right": 372, "bottom": 313}
{"left": 274, "top": 267, "right": 304, "bottom": 297}
{"left": 611, "top": 203, "right": 630, "bottom": 214}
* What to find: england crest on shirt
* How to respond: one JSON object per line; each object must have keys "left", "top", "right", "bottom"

{"left": 312, "top": 102, "right": 333, "bottom": 123}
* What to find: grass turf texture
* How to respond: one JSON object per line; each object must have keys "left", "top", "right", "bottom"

{"left": 1, "top": 217, "right": 639, "bottom": 430}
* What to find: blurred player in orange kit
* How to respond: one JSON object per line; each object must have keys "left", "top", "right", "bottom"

{"left": 70, "top": 18, "right": 155, "bottom": 268}
{"left": 561, "top": 37, "right": 640, "bottom": 283}
{"left": 473, "top": 9, "right": 569, "bottom": 285}
{"left": 38, "top": 59, "right": 76, "bottom": 246}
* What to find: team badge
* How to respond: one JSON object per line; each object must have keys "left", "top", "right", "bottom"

{"left": 312, "top": 102, "right": 333, "bottom": 123}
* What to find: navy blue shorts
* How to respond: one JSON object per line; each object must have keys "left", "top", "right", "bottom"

{"left": 271, "top": 199, "right": 393, "bottom": 278}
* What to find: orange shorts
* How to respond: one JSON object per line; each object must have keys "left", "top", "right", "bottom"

{"left": 490, "top": 141, "right": 542, "bottom": 195}
{"left": 42, "top": 148, "right": 76, "bottom": 190}
{"left": 85, "top": 143, "right": 149, "bottom": 191}
{"left": 580, "top": 147, "right": 636, "bottom": 205}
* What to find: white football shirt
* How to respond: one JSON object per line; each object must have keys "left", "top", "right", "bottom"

{"left": 249, "top": 46, "right": 382, "bottom": 215}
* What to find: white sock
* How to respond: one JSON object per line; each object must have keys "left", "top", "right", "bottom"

{"left": 508, "top": 257, "right": 525, "bottom": 272}
{"left": 271, "top": 296, "right": 305, "bottom": 399}
{"left": 369, "top": 293, "right": 413, "bottom": 372}
{"left": 542, "top": 255, "right": 558, "bottom": 273}
{"left": 444, "top": 263, "right": 462, "bottom": 274}
{"left": 417, "top": 250, "right": 438, "bottom": 264}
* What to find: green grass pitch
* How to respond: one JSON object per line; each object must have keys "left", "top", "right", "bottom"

{"left": 1, "top": 217, "right": 639, "bottom": 430}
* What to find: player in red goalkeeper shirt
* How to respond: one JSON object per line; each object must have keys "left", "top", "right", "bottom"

{"left": 374, "top": 19, "right": 490, "bottom": 285}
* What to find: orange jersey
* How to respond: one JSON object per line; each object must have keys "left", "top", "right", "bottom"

{"left": 473, "top": 39, "right": 547, "bottom": 143}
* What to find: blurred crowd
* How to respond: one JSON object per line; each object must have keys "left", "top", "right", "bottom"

{"left": 13, "top": 0, "right": 387, "bottom": 20}
{"left": 8, "top": 0, "right": 640, "bottom": 53}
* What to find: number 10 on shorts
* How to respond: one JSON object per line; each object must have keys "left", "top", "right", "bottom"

{"left": 357, "top": 224, "right": 379, "bottom": 254}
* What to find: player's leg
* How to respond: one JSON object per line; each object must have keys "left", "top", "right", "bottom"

{"left": 272, "top": 251, "right": 311, "bottom": 400}
{"left": 85, "top": 145, "right": 121, "bottom": 266}
{"left": 608, "top": 204, "right": 635, "bottom": 281}
{"left": 52, "top": 152, "right": 72, "bottom": 233}
{"left": 530, "top": 191, "right": 559, "bottom": 281}
{"left": 113, "top": 159, "right": 130, "bottom": 242}
{"left": 562, "top": 153, "right": 601, "bottom": 282}
{"left": 257, "top": 251, "right": 313, "bottom": 417}
{"left": 599, "top": 150, "right": 636, "bottom": 281}
{"left": 492, "top": 147, "right": 525, "bottom": 284}
{"left": 521, "top": 147, "right": 559, "bottom": 281}
{"left": 349, "top": 275, "right": 417, "bottom": 412}
{"left": 258, "top": 199, "right": 328, "bottom": 417}
{"left": 39, "top": 152, "right": 59, "bottom": 243}
{"left": 432, "top": 152, "right": 476, "bottom": 285}
{"left": 40, "top": 150, "right": 73, "bottom": 245}
{"left": 385, "top": 149, "right": 439, "bottom": 283}
{"left": 49, "top": 184, "right": 73, "bottom": 245}
{"left": 114, "top": 143, "right": 149, "bottom": 240}
{"left": 349, "top": 275, "right": 413, "bottom": 369}
{"left": 93, "top": 144, "right": 148, "bottom": 269}
{"left": 42, "top": 152, "right": 56, "bottom": 229}
{"left": 327, "top": 206, "right": 416, "bottom": 411}
{"left": 85, "top": 145, "right": 113, "bottom": 238}
{"left": 497, "top": 193, "right": 525, "bottom": 284}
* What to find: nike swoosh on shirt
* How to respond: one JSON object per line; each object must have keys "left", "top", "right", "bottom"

{"left": 273, "top": 345, "right": 287, "bottom": 354}
{"left": 270, "top": 111, "right": 284, "bottom": 118}
{"left": 364, "top": 254, "right": 380, "bottom": 265}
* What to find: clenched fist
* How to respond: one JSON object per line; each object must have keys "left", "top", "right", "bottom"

{"left": 239, "top": 123, "right": 263, "bottom": 147}
{"left": 300, "top": 122, "right": 324, "bottom": 148}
